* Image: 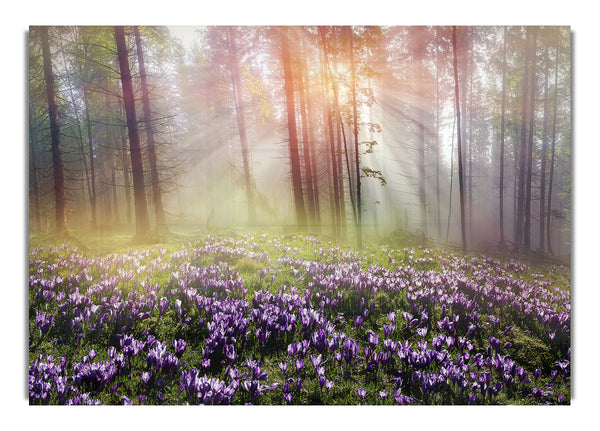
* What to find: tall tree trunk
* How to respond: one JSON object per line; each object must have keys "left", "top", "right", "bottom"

{"left": 114, "top": 26, "right": 150, "bottom": 239}
{"left": 539, "top": 42, "right": 550, "bottom": 251}
{"left": 320, "top": 27, "right": 356, "bottom": 229}
{"left": 349, "top": 27, "right": 363, "bottom": 248}
{"left": 446, "top": 110, "right": 456, "bottom": 243}
{"left": 297, "top": 38, "right": 316, "bottom": 225}
{"left": 111, "top": 155, "right": 120, "bottom": 225}
{"left": 452, "top": 26, "right": 467, "bottom": 254}
{"left": 58, "top": 37, "right": 94, "bottom": 228}
{"left": 323, "top": 54, "right": 341, "bottom": 237}
{"left": 226, "top": 27, "right": 256, "bottom": 226}
{"left": 546, "top": 29, "right": 560, "bottom": 255}
{"left": 119, "top": 119, "right": 132, "bottom": 226}
{"left": 499, "top": 27, "right": 507, "bottom": 245}
{"left": 134, "top": 26, "right": 167, "bottom": 232}
{"left": 435, "top": 41, "right": 442, "bottom": 239}
{"left": 516, "top": 28, "right": 530, "bottom": 245}
{"left": 524, "top": 28, "right": 537, "bottom": 250}
{"left": 28, "top": 104, "right": 42, "bottom": 234}
{"left": 336, "top": 120, "right": 347, "bottom": 237}
{"left": 280, "top": 26, "right": 307, "bottom": 229}
{"left": 82, "top": 86, "right": 98, "bottom": 229}
{"left": 40, "top": 26, "right": 67, "bottom": 234}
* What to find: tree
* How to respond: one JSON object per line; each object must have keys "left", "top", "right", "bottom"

{"left": 134, "top": 26, "right": 168, "bottom": 232}
{"left": 225, "top": 26, "right": 257, "bottom": 226}
{"left": 40, "top": 26, "right": 68, "bottom": 234}
{"left": 523, "top": 27, "right": 537, "bottom": 250}
{"left": 452, "top": 26, "right": 467, "bottom": 253}
{"left": 498, "top": 27, "right": 508, "bottom": 245}
{"left": 114, "top": 26, "right": 150, "bottom": 239}
{"left": 280, "top": 26, "right": 307, "bottom": 229}
{"left": 349, "top": 27, "right": 363, "bottom": 248}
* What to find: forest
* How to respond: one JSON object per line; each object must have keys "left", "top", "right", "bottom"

{"left": 27, "top": 26, "right": 572, "bottom": 407}
{"left": 28, "top": 26, "right": 571, "bottom": 256}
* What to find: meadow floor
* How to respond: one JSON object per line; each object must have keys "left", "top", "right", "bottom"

{"left": 28, "top": 231, "right": 570, "bottom": 405}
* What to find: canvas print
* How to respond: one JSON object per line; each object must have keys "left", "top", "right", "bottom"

{"left": 28, "top": 26, "right": 571, "bottom": 405}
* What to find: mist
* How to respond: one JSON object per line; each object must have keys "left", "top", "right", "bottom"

{"left": 28, "top": 25, "right": 572, "bottom": 260}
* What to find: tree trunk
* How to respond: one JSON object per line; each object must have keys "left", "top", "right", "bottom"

{"left": 539, "top": 42, "right": 550, "bottom": 251}
{"left": 297, "top": 38, "right": 316, "bottom": 225}
{"left": 524, "top": 28, "right": 537, "bottom": 250}
{"left": 516, "top": 28, "right": 530, "bottom": 245}
{"left": 119, "top": 119, "right": 132, "bottom": 226}
{"left": 349, "top": 27, "right": 363, "bottom": 248}
{"left": 280, "top": 26, "right": 307, "bottom": 229}
{"left": 114, "top": 26, "right": 150, "bottom": 240}
{"left": 452, "top": 26, "right": 467, "bottom": 254}
{"left": 134, "top": 26, "right": 167, "bottom": 232}
{"left": 546, "top": 29, "right": 560, "bottom": 255}
{"left": 499, "top": 27, "right": 507, "bottom": 245}
{"left": 82, "top": 86, "right": 98, "bottom": 229}
{"left": 435, "top": 41, "right": 442, "bottom": 239}
{"left": 320, "top": 27, "right": 356, "bottom": 231}
{"left": 323, "top": 57, "right": 341, "bottom": 237}
{"left": 28, "top": 104, "right": 42, "bottom": 234}
{"left": 226, "top": 27, "right": 256, "bottom": 226}
{"left": 40, "top": 26, "right": 67, "bottom": 234}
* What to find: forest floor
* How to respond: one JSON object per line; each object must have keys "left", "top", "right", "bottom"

{"left": 28, "top": 229, "right": 570, "bottom": 405}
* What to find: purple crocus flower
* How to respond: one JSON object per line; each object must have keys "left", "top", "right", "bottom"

{"left": 354, "top": 315, "right": 364, "bottom": 329}
{"left": 278, "top": 362, "right": 288, "bottom": 376}
{"left": 310, "top": 354, "right": 323, "bottom": 369}
{"left": 325, "top": 380, "right": 334, "bottom": 394}
{"left": 173, "top": 339, "right": 188, "bottom": 358}
{"left": 141, "top": 371, "right": 151, "bottom": 385}
{"left": 357, "top": 387, "right": 366, "bottom": 403}
{"left": 387, "top": 311, "right": 397, "bottom": 324}
{"left": 296, "top": 358, "right": 304, "bottom": 372}
{"left": 366, "top": 330, "right": 379, "bottom": 348}
{"left": 533, "top": 369, "right": 541, "bottom": 383}
{"left": 121, "top": 396, "right": 133, "bottom": 405}
{"left": 379, "top": 390, "right": 388, "bottom": 402}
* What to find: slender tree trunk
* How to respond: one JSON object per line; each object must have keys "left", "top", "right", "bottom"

{"left": 499, "top": 27, "right": 507, "bottom": 245}
{"left": 134, "top": 26, "right": 167, "bottom": 232}
{"left": 349, "top": 28, "right": 363, "bottom": 248}
{"left": 111, "top": 155, "right": 119, "bottom": 225}
{"left": 82, "top": 86, "right": 98, "bottom": 229}
{"left": 119, "top": 120, "right": 132, "bottom": 226}
{"left": 446, "top": 111, "right": 456, "bottom": 243}
{"left": 320, "top": 27, "right": 356, "bottom": 228}
{"left": 467, "top": 54, "right": 474, "bottom": 242}
{"left": 28, "top": 104, "right": 42, "bottom": 234}
{"left": 114, "top": 26, "right": 150, "bottom": 239}
{"left": 336, "top": 120, "right": 347, "bottom": 237}
{"left": 40, "top": 26, "right": 67, "bottom": 234}
{"left": 435, "top": 42, "right": 442, "bottom": 239}
{"left": 524, "top": 28, "right": 537, "bottom": 250}
{"left": 452, "top": 26, "right": 467, "bottom": 253}
{"left": 323, "top": 54, "right": 341, "bottom": 237}
{"left": 539, "top": 43, "right": 550, "bottom": 251}
{"left": 546, "top": 29, "right": 560, "bottom": 255}
{"left": 226, "top": 27, "right": 256, "bottom": 225}
{"left": 297, "top": 38, "right": 316, "bottom": 224}
{"left": 58, "top": 38, "right": 94, "bottom": 227}
{"left": 516, "top": 28, "right": 530, "bottom": 245}
{"left": 280, "top": 26, "right": 307, "bottom": 229}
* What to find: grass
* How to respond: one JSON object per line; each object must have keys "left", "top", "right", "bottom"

{"left": 28, "top": 229, "right": 571, "bottom": 406}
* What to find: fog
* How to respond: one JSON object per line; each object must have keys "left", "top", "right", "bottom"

{"left": 28, "top": 26, "right": 571, "bottom": 259}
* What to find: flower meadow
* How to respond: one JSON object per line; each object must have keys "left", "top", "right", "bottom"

{"left": 28, "top": 232, "right": 570, "bottom": 406}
